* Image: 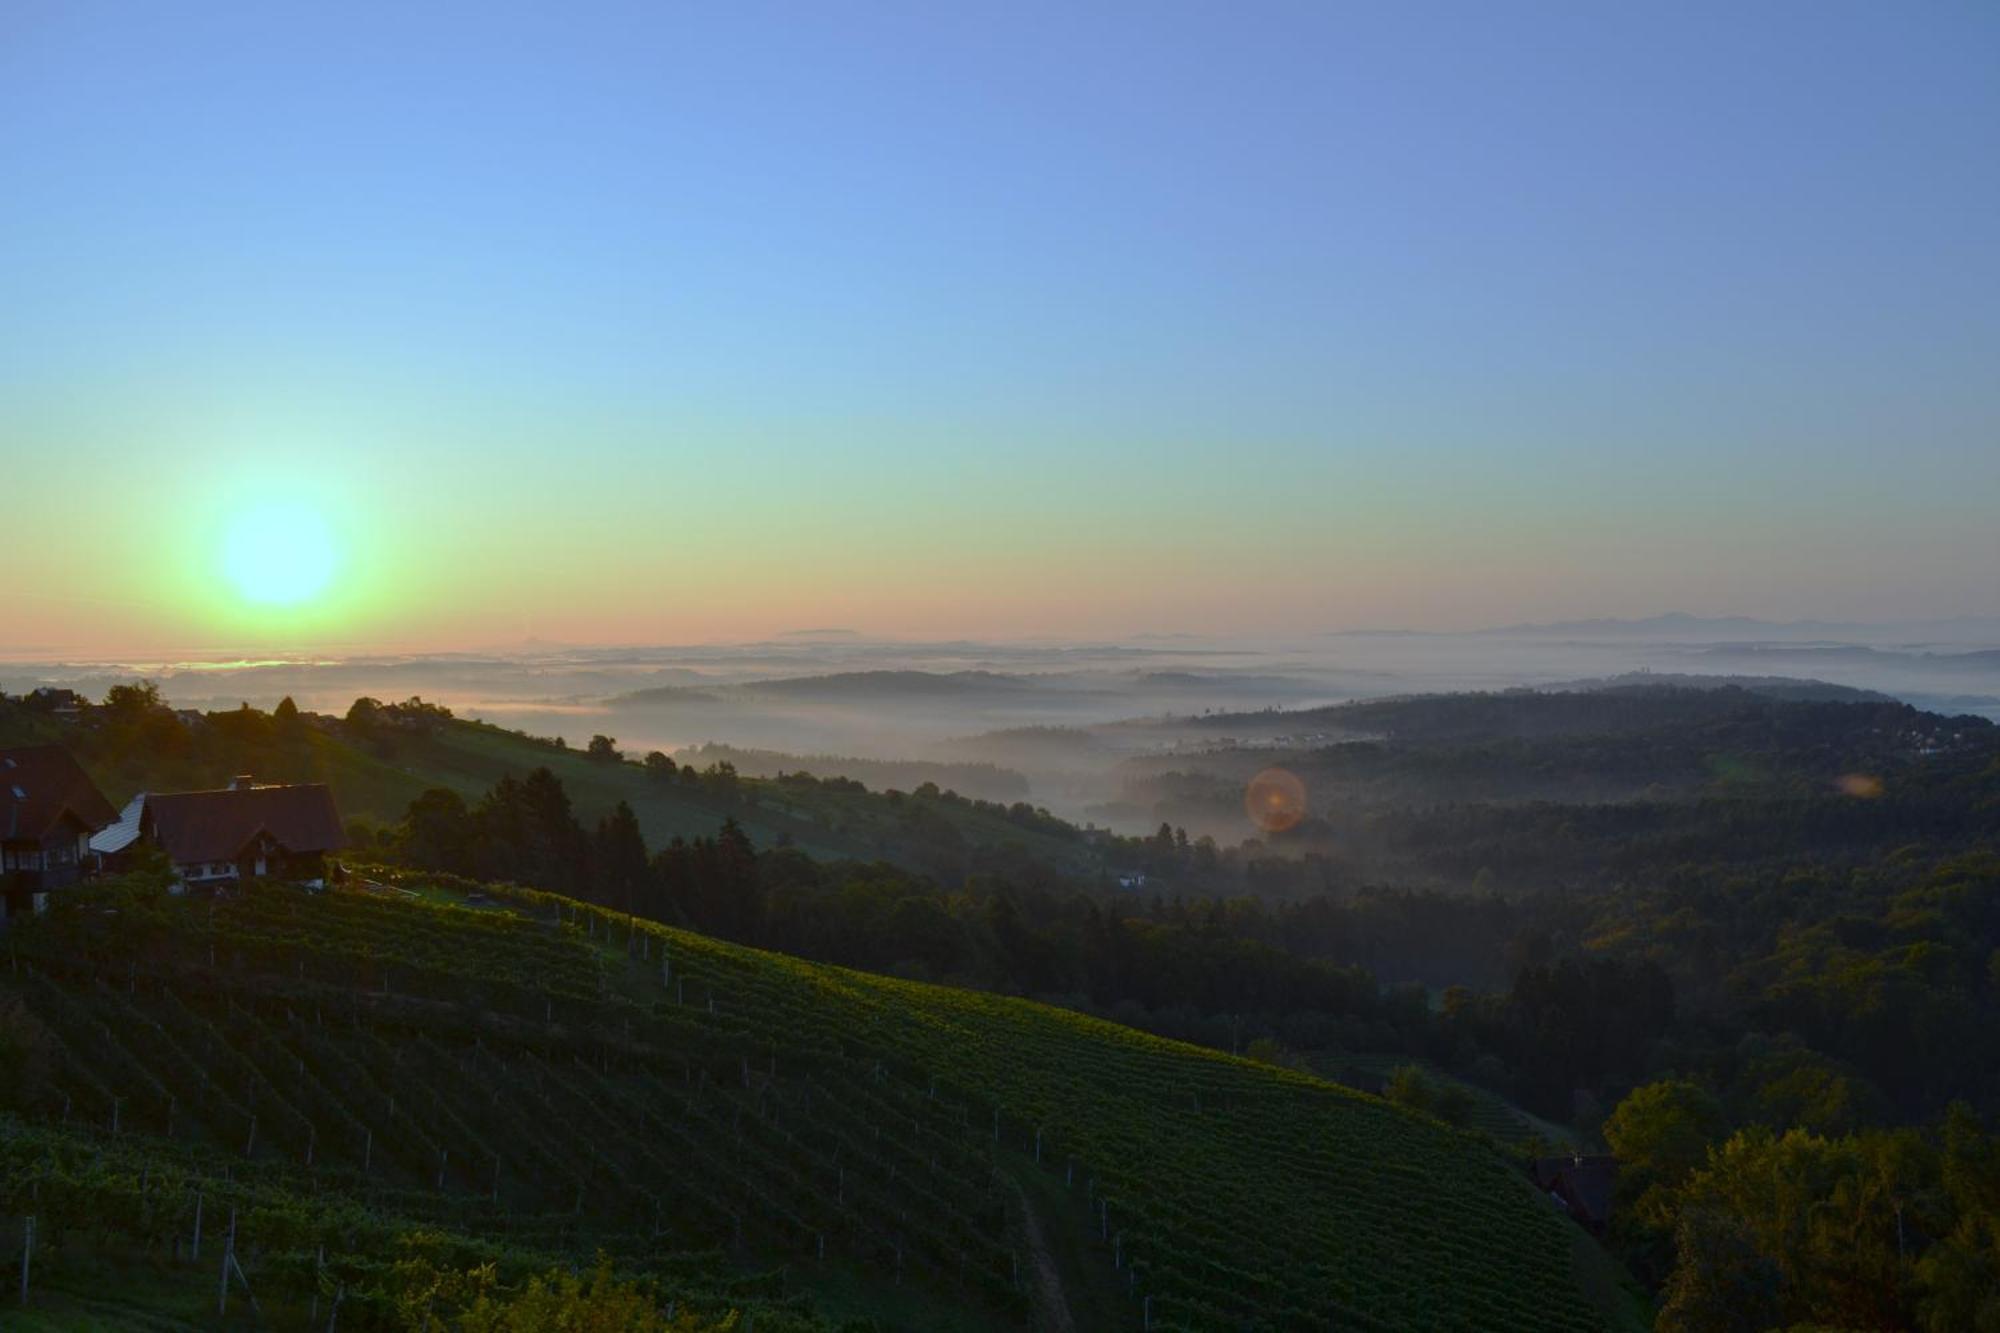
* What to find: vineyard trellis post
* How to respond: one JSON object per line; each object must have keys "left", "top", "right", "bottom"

{"left": 18, "top": 1214, "right": 31, "bottom": 1305}
{"left": 229, "top": 1250, "right": 261, "bottom": 1318}
{"left": 217, "top": 1207, "right": 236, "bottom": 1316}
{"left": 192, "top": 1189, "right": 203, "bottom": 1260}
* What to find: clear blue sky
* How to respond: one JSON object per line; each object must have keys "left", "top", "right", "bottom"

{"left": 3, "top": 1, "right": 1996, "bottom": 650}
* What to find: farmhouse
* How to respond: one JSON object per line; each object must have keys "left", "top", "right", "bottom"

{"left": 140, "top": 776, "right": 347, "bottom": 889}
{"left": 1, "top": 745, "right": 119, "bottom": 920}
{"left": 1532, "top": 1153, "right": 1617, "bottom": 1233}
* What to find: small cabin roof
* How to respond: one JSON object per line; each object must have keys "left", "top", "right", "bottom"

{"left": 91, "top": 792, "right": 148, "bottom": 856}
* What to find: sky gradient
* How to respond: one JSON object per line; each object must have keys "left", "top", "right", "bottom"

{"left": 3, "top": 2, "right": 1997, "bottom": 654}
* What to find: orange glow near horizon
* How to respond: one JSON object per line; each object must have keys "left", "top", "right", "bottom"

{"left": 1245, "top": 767, "right": 1308, "bottom": 834}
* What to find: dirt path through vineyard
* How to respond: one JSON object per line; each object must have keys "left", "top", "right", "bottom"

{"left": 1008, "top": 1177, "right": 1076, "bottom": 1333}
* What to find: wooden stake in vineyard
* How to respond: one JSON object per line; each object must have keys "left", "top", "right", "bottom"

{"left": 217, "top": 1208, "right": 236, "bottom": 1316}
{"left": 18, "top": 1214, "right": 32, "bottom": 1306}
{"left": 229, "top": 1250, "right": 261, "bottom": 1318}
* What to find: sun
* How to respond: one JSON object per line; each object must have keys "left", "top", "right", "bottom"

{"left": 221, "top": 502, "right": 339, "bottom": 607}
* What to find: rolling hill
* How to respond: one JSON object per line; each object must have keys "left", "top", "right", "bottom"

{"left": 0, "top": 698, "right": 1110, "bottom": 880}
{"left": 0, "top": 871, "right": 1633, "bottom": 1330}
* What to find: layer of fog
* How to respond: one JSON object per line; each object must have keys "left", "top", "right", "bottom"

{"left": 7, "top": 615, "right": 1997, "bottom": 834}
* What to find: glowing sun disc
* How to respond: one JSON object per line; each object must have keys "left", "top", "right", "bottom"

{"left": 221, "top": 503, "right": 338, "bottom": 606}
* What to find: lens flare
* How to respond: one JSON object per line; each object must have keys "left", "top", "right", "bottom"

{"left": 1245, "top": 767, "right": 1308, "bottom": 833}
{"left": 1835, "top": 773, "right": 1884, "bottom": 798}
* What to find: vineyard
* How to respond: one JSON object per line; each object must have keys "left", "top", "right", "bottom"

{"left": 0, "top": 874, "right": 1622, "bottom": 1330}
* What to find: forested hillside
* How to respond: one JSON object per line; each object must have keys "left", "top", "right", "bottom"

{"left": 0, "top": 687, "right": 1106, "bottom": 882}
{"left": 1129, "top": 685, "right": 1998, "bottom": 833}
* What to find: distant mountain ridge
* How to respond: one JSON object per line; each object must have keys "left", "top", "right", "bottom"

{"left": 1549, "top": 671, "right": 1897, "bottom": 703}
{"left": 613, "top": 669, "right": 1041, "bottom": 708}
{"left": 1479, "top": 612, "right": 2000, "bottom": 640}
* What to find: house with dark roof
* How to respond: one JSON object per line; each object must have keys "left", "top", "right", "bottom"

{"left": 140, "top": 776, "right": 347, "bottom": 890}
{"left": 1532, "top": 1153, "right": 1617, "bottom": 1234}
{"left": 1, "top": 745, "right": 120, "bottom": 920}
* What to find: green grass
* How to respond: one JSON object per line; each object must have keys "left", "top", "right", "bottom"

{"left": 5, "top": 1245, "right": 301, "bottom": 1331}
{"left": 1312, "top": 1050, "right": 1579, "bottom": 1149}
{"left": 3, "top": 876, "right": 1622, "bottom": 1330}
{"left": 788, "top": 1259, "right": 1019, "bottom": 1333}
{"left": 1566, "top": 1218, "right": 1659, "bottom": 1333}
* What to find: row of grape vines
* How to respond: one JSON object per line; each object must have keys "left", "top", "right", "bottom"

{"left": 5, "top": 870, "right": 1610, "bottom": 1331}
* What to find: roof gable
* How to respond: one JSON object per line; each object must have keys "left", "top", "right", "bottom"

{"left": 144, "top": 784, "right": 348, "bottom": 865}
{"left": 0, "top": 745, "right": 119, "bottom": 842}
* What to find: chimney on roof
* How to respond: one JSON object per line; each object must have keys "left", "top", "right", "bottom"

{"left": 231, "top": 774, "right": 255, "bottom": 791}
